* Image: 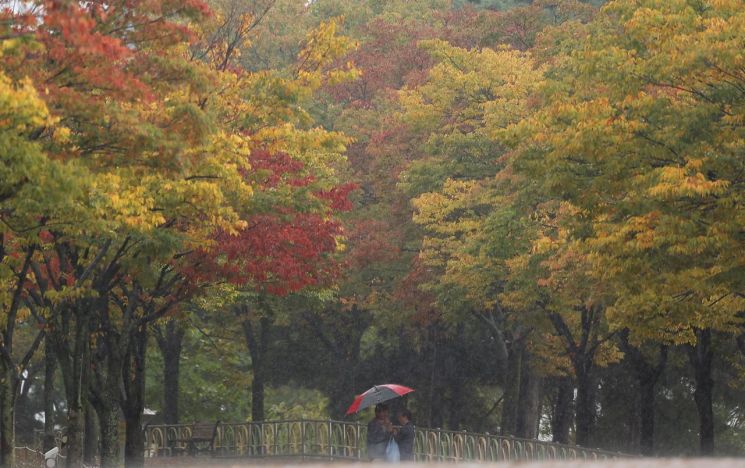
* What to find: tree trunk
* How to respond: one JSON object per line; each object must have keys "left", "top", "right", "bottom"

{"left": 427, "top": 329, "right": 440, "bottom": 428}
{"left": 98, "top": 404, "right": 121, "bottom": 468}
{"left": 549, "top": 308, "right": 602, "bottom": 448}
{"left": 43, "top": 338, "right": 58, "bottom": 452}
{"left": 516, "top": 354, "right": 542, "bottom": 439}
{"left": 551, "top": 377, "right": 573, "bottom": 444}
{"left": 638, "top": 376, "right": 656, "bottom": 455}
{"left": 59, "top": 307, "right": 91, "bottom": 468}
{"left": 92, "top": 351, "right": 125, "bottom": 468}
{"left": 0, "top": 362, "right": 16, "bottom": 468}
{"left": 687, "top": 329, "right": 714, "bottom": 456}
{"left": 91, "top": 330, "right": 125, "bottom": 467}
{"left": 162, "top": 359, "right": 180, "bottom": 424}
{"left": 124, "top": 417, "right": 144, "bottom": 468}
{"left": 241, "top": 312, "right": 270, "bottom": 423}
{"left": 123, "top": 326, "right": 147, "bottom": 468}
{"left": 92, "top": 372, "right": 123, "bottom": 468}
{"left": 620, "top": 334, "right": 667, "bottom": 456}
{"left": 84, "top": 402, "right": 98, "bottom": 464}
{"left": 306, "top": 305, "right": 369, "bottom": 420}
{"left": 323, "top": 347, "right": 360, "bottom": 420}
{"left": 251, "top": 375, "right": 265, "bottom": 422}
{"left": 574, "top": 363, "right": 595, "bottom": 447}
{"left": 158, "top": 321, "right": 185, "bottom": 425}
{"left": 500, "top": 341, "right": 523, "bottom": 436}
{"left": 66, "top": 404, "right": 86, "bottom": 468}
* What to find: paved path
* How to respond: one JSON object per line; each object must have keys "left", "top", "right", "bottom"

{"left": 145, "top": 459, "right": 745, "bottom": 468}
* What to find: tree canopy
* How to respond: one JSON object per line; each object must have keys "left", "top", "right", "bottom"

{"left": 1, "top": 0, "right": 744, "bottom": 466}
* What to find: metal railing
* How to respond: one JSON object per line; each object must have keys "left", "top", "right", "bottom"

{"left": 14, "top": 446, "right": 65, "bottom": 468}
{"left": 144, "top": 419, "right": 626, "bottom": 462}
{"left": 15, "top": 447, "right": 44, "bottom": 468}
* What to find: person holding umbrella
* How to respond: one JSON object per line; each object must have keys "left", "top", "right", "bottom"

{"left": 367, "top": 403, "right": 394, "bottom": 461}
{"left": 394, "top": 409, "right": 415, "bottom": 461}
{"left": 346, "top": 384, "right": 414, "bottom": 416}
{"left": 346, "top": 384, "right": 414, "bottom": 462}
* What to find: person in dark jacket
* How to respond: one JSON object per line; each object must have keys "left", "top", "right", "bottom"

{"left": 367, "top": 403, "right": 393, "bottom": 460}
{"left": 395, "top": 409, "right": 415, "bottom": 461}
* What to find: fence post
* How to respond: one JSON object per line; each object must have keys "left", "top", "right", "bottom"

{"left": 301, "top": 421, "right": 306, "bottom": 462}
{"left": 358, "top": 422, "right": 364, "bottom": 460}
{"left": 328, "top": 419, "right": 333, "bottom": 460}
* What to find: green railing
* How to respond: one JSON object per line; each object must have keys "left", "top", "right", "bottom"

{"left": 144, "top": 419, "right": 626, "bottom": 462}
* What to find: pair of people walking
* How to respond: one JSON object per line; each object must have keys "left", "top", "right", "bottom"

{"left": 367, "top": 403, "right": 415, "bottom": 462}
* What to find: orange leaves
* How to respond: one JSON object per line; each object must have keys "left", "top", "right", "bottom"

{"left": 39, "top": 1, "right": 146, "bottom": 98}
{"left": 649, "top": 161, "right": 730, "bottom": 199}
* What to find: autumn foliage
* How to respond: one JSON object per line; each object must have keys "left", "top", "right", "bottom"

{"left": 193, "top": 150, "right": 355, "bottom": 295}
{"left": 1, "top": 0, "right": 745, "bottom": 466}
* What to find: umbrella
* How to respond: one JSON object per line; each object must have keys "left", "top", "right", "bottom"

{"left": 345, "top": 384, "right": 414, "bottom": 415}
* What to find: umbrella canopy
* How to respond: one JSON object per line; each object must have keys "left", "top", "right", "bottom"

{"left": 345, "top": 384, "right": 414, "bottom": 415}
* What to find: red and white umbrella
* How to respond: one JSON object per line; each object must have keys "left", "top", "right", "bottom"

{"left": 345, "top": 384, "right": 414, "bottom": 415}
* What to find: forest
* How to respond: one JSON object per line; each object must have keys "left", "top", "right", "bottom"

{"left": 1, "top": 0, "right": 744, "bottom": 466}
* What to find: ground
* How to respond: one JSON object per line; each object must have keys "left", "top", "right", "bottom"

{"left": 143, "top": 459, "right": 745, "bottom": 467}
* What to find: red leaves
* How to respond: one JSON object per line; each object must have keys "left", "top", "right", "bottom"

{"left": 395, "top": 255, "right": 440, "bottom": 326}
{"left": 38, "top": 230, "right": 54, "bottom": 243}
{"left": 249, "top": 150, "right": 309, "bottom": 188}
{"left": 316, "top": 184, "right": 357, "bottom": 212}
{"left": 345, "top": 219, "right": 401, "bottom": 268}
{"left": 192, "top": 211, "right": 344, "bottom": 296}
{"left": 211, "top": 213, "right": 342, "bottom": 295}
{"left": 39, "top": 1, "right": 146, "bottom": 98}
{"left": 17, "top": 0, "right": 214, "bottom": 112}
{"left": 193, "top": 150, "right": 355, "bottom": 296}
{"left": 327, "top": 19, "right": 437, "bottom": 107}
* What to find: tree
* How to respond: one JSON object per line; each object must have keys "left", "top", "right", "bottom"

{"left": 0, "top": 30, "right": 97, "bottom": 464}
{"left": 403, "top": 40, "right": 554, "bottom": 438}
{"left": 505, "top": 0, "right": 745, "bottom": 453}
{"left": 3, "top": 0, "right": 745, "bottom": 461}
{"left": 5, "top": 1, "right": 254, "bottom": 465}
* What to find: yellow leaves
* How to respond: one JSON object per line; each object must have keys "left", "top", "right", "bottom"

{"left": 411, "top": 176, "right": 509, "bottom": 309}
{"left": 44, "top": 282, "right": 98, "bottom": 307}
{"left": 615, "top": 0, "right": 701, "bottom": 52}
{"left": 593, "top": 212, "right": 659, "bottom": 252}
{"left": 412, "top": 179, "right": 482, "bottom": 235}
{"left": 649, "top": 161, "right": 730, "bottom": 199}
{"left": 0, "top": 38, "right": 20, "bottom": 55}
{"left": 51, "top": 126, "right": 71, "bottom": 144}
{"left": 708, "top": 0, "right": 743, "bottom": 13}
{"left": 606, "top": 283, "right": 745, "bottom": 346}
{"left": 90, "top": 173, "right": 166, "bottom": 231}
{"left": 499, "top": 0, "right": 745, "bottom": 345}
{"left": 0, "top": 74, "right": 54, "bottom": 133}
{"left": 505, "top": 253, "right": 531, "bottom": 275}
{"left": 252, "top": 124, "right": 350, "bottom": 180}
{"left": 404, "top": 41, "right": 558, "bottom": 329}
{"left": 296, "top": 18, "right": 360, "bottom": 91}
{"left": 532, "top": 235, "right": 557, "bottom": 255}
{"left": 530, "top": 331, "right": 573, "bottom": 376}
{"left": 402, "top": 40, "right": 545, "bottom": 144}
{"left": 140, "top": 132, "right": 256, "bottom": 239}
{"left": 0, "top": 70, "right": 97, "bottom": 241}
{"left": 595, "top": 340, "right": 624, "bottom": 367}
